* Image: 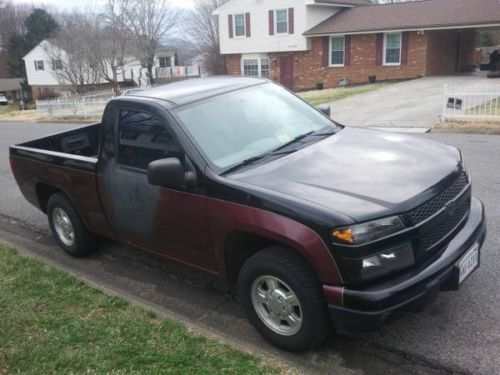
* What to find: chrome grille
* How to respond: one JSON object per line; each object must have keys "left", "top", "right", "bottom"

{"left": 409, "top": 172, "right": 468, "bottom": 225}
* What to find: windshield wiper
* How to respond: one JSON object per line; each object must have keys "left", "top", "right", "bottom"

{"left": 270, "top": 131, "right": 314, "bottom": 154}
{"left": 221, "top": 155, "right": 268, "bottom": 175}
{"left": 221, "top": 129, "right": 334, "bottom": 175}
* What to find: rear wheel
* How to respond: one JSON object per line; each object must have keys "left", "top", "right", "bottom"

{"left": 238, "top": 246, "right": 331, "bottom": 351}
{"left": 47, "top": 193, "right": 97, "bottom": 257}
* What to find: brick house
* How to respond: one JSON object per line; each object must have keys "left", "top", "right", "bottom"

{"left": 214, "top": 0, "right": 500, "bottom": 91}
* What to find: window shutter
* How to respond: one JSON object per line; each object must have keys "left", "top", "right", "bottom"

{"left": 323, "top": 37, "right": 330, "bottom": 67}
{"left": 401, "top": 32, "right": 409, "bottom": 65}
{"left": 376, "top": 33, "right": 384, "bottom": 65}
{"left": 288, "top": 8, "right": 294, "bottom": 34}
{"left": 345, "top": 35, "right": 351, "bottom": 66}
{"left": 245, "top": 13, "right": 251, "bottom": 37}
{"left": 269, "top": 10, "right": 274, "bottom": 35}
{"left": 228, "top": 15, "right": 233, "bottom": 38}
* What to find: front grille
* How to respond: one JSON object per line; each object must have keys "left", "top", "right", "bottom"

{"left": 419, "top": 195, "right": 470, "bottom": 251}
{"left": 409, "top": 172, "right": 468, "bottom": 225}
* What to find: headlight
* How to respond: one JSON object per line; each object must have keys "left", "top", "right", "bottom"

{"left": 361, "top": 242, "right": 415, "bottom": 280}
{"left": 331, "top": 216, "right": 405, "bottom": 245}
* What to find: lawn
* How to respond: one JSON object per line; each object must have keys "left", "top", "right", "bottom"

{"left": 298, "top": 82, "right": 391, "bottom": 106}
{"left": 0, "top": 245, "right": 279, "bottom": 374}
{"left": 0, "top": 104, "right": 39, "bottom": 121}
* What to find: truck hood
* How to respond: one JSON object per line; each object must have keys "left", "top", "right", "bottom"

{"left": 228, "top": 127, "right": 461, "bottom": 222}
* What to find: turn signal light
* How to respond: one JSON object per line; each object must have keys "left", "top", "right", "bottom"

{"left": 331, "top": 228, "right": 353, "bottom": 244}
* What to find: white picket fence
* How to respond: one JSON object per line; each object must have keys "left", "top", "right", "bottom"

{"left": 442, "top": 84, "right": 500, "bottom": 122}
{"left": 36, "top": 89, "right": 117, "bottom": 118}
{"left": 155, "top": 65, "right": 201, "bottom": 79}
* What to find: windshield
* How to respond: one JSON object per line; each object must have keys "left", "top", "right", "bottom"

{"left": 175, "top": 82, "right": 336, "bottom": 170}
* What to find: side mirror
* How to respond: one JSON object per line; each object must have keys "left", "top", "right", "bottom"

{"left": 147, "top": 157, "right": 185, "bottom": 189}
{"left": 316, "top": 104, "right": 331, "bottom": 117}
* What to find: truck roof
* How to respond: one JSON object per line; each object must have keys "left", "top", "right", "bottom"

{"left": 125, "top": 76, "right": 268, "bottom": 107}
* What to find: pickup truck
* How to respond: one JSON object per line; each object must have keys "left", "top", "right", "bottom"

{"left": 10, "top": 77, "right": 486, "bottom": 351}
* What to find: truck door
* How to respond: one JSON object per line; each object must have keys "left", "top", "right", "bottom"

{"left": 97, "top": 103, "right": 215, "bottom": 271}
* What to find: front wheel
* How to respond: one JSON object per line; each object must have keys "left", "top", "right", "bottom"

{"left": 47, "top": 192, "right": 97, "bottom": 257}
{"left": 238, "top": 246, "right": 331, "bottom": 351}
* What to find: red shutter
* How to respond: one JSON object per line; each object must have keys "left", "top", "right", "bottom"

{"left": 401, "top": 32, "right": 409, "bottom": 65}
{"left": 345, "top": 35, "right": 351, "bottom": 66}
{"left": 288, "top": 8, "right": 294, "bottom": 34}
{"left": 228, "top": 15, "right": 233, "bottom": 38}
{"left": 376, "top": 33, "right": 384, "bottom": 65}
{"left": 323, "top": 36, "right": 330, "bottom": 67}
{"left": 245, "top": 13, "right": 251, "bottom": 37}
{"left": 269, "top": 10, "right": 274, "bottom": 35}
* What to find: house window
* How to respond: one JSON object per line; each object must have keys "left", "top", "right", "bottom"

{"left": 261, "top": 59, "right": 270, "bottom": 78}
{"left": 243, "top": 59, "right": 259, "bottom": 76}
{"left": 275, "top": 9, "right": 288, "bottom": 34}
{"left": 52, "top": 59, "right": 62, "bottom": 70}
{"left": 234, "top": 14, "right": 246, "bottom": 37}
{"left": 330, "top": 36, "right": 345, "bottom": 66}
{"left": 159, "top": 56, "right": 171, "bottom": 68}
{"left": 242, "top": 58, "right": 269, "bottom": 78}
{"left": 34, "top": 60, "right": 44, "bottom": 71}
{"left": 384, "top": 32, "right": 402, "bottom": 65}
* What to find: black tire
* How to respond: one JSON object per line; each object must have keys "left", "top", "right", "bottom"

{"left": 47, "top": 192, "right": 97, "bottom": 257}
{"left": 238, "top": 246, "right": 331, "bottom": 351}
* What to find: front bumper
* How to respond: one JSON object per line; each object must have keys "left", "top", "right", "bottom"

{"left": 327, "top": 196, "right": 486, "bottom": 334}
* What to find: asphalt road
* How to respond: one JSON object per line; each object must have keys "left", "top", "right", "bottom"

{"left": 1, "top": 122, "right": 499, "bottom": 374}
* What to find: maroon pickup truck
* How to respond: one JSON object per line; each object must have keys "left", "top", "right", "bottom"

{"left": 10, "top": 77, "right": 486, "bottom": 351}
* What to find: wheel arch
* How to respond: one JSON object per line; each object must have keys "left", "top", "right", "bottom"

{"left": 223, "top": 229, "right": 336, "bottom": 284}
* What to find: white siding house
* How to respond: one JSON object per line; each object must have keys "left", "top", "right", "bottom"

{"left": 213, "top": 0, "right": 357, "bottom": 87}
{"left": 23, "top": 40, "right": 178, "bottom": 99}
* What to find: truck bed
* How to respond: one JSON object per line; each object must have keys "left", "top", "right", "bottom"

{"left": 9, "top": 123, "right": 115, "bottom": 239}
{"left": 18, "top": 123, "right": 100, "bottom": 158}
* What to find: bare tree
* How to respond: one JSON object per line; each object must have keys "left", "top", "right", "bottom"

{"left": 0, "top": 0, "right": 32, "bottom": 49}
{"left": 119, "top": 0, "right": 178, "bottom": 82}
{"left": 88, "top": 0, "right": 131, "bottom": 93}
{"left": 186, "top": 0, "right": 228, "bottom": 75}
{"left": 45, "top": 13, "right": 100, "bottom": 93}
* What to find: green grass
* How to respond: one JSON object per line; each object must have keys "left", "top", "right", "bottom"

{"left": 298, "top": 82, "right": 391, "bottom": 106}
{"left": 0, "top": 104, "right": 16, "bottom": 114}
{"left": 0, "top": 246, "right": 279, "bottom": 374}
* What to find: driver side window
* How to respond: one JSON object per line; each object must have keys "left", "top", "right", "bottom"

{"left": 118, "top": 109, "right": 181, "bottom": 170}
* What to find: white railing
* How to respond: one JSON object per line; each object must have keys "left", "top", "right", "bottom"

{"left": 36, "top": 89, "right": 117, "bottom": 118}
{"left": 36, "top": 65, "right": 202, "bottom": 118}
{"left": 442, "top": 84, "right": 500, "bottom": 122}
{"left": 155, "top": 65, "right": 201, "bottom": 79}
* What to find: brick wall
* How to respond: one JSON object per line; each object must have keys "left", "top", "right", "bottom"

{"left": 272, "top": 32, "right": 428, "bottom": 91}
{"left": 225, "top": 29, "right": 477, "bottom": 91}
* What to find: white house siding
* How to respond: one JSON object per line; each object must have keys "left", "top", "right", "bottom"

{"left": 23, "top": 40, "right": 177, "bottom": 88}
{"left": 23, "top": 43, "right": 60, "bottom": 86}
{"left": 217, "top": 0, "right": 340, "bottom": 55}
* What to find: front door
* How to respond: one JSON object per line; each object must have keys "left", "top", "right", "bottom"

{"left": 279, "top": 55, "right": 294, "bottom": 90}
{"left": 97, "top": 104, "right": 216, "bottom": 271}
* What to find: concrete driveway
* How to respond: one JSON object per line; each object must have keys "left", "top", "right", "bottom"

{"left": 331, "top": 73, "right": 491, "bottom": 129}
{"left": 2, "top": 121, "right": 500, "bottom": 374}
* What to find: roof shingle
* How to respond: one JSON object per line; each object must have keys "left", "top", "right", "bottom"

{"left": 304, "top": 0, "right": 500, "bottom": 35}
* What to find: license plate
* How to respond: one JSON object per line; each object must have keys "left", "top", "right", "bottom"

{"left": 458, "top": 243, "right": 479, "bottom": 284}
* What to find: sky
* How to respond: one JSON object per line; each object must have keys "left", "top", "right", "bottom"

{"left": 12, "top": 0, "right": 195, "bottom": 11}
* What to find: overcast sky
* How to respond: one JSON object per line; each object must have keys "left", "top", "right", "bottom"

{"left": 12, "top": 0, "right": 194, "bottom": 11}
